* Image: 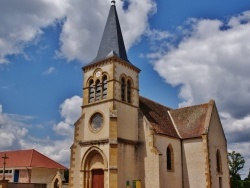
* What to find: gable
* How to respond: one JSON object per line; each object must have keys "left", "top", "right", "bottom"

{"left": 207, "top": 101, "right": 227, "bottom": 142}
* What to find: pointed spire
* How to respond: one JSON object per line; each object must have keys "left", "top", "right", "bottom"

{"left": 91, "top": 2, "right": 130, "bottom": 64}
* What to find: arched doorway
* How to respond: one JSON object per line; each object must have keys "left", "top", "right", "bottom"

{"left": 82, "top": 147, "right": 108, "bottom": 188}
{"left": 54, "top": 178, "right": 59, "bottom": 188}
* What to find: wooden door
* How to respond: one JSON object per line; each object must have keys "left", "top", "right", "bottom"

{"left": 92, "top": 169, "right": 104, "bottom": 188}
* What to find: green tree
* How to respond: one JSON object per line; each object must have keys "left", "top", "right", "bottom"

{"left": 228, "top": 151, "right": 245, "bottom": 180}
{"left": 64, "top": 169, "right": 69, "bottom": 183}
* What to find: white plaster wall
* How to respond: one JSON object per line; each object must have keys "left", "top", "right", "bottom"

{"left": 182, "top": 138, "right": 207, "bottom": 188}
{"left": 137, "top": 114, "right": 160, "bottom": 188}
{"left": 155, "top": 135, "right": 182, "bottom": 188}
{"left": 83, "top": 102, "right": 112, "bottom": 141}
{"left": 208, "top": 106, "right": 230, "bottom": 188}
{"left": 115, "top": 102, "right": 138, "bottom": 141}
{"left": 31, "top": 168, "right": 57, "bottom": 186}
{"left": 117, "top": 144, "right": 138, "bottom": 187}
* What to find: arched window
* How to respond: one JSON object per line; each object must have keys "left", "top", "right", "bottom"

{"left": 121, "top": 77, "right": 126, "bottom": 101}
{"left": 127, "top": 80, "right": 131, "bottom": 103}
{"left": 95, "top": 79, "right": 101, "bottom": 101}
{"left": 167, "top": 145, "right": 174, "bottom": 171}
{"left": 89, "top": 79, "right": 94, "bottom": 103}
{"left": 216, "top": 150, "right": 222, "bottom": 173}
{"left": 102, "top": 75, "right": 107, "bottom": 99}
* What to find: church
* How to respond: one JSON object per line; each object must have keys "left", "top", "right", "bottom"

{"left": 69, "top": 1, "right": 230, "bottom": 188}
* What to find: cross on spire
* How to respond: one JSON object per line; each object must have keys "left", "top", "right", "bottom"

{"left": 2, "top": 153, "right": 9, "bottom": 180}
{"left": 111, "top": 0, "right": 116, "bottom": 5}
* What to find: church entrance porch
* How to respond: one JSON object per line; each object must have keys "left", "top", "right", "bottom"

{"left": 82, "top": 147, "right": 108, "bottom": 188}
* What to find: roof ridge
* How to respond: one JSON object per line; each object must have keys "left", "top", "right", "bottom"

{"left": 168, "top": 111, "right": 182, "bottom": 139}
{"left": 203, "top": 100, "right": 215, "bottom": 134}
{"left": 170, "top": 101, "right": 209, "bottom": 111}
{"left": 29, "top": 149, "right": 35, "bottom": 167}
{"left": 32, "top": 149, "right": 67, "bottom": 169}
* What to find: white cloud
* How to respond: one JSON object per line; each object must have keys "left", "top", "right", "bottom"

{"left": 53, "top": 95, "right": 81, "bottom": 137}
{"left": 222, "top": 113, "right": 250, "bottom": 143}
{"left": 0, "top": 132, "right": 16, "bottom": 148}
{"left": 0, "top": 108, "right": 29, "bottom": 150}
{"left": 53, "top": 122, "right": 73, "bottom": 137}
{"left": 0, "top": 0, "right": 156, "bottom": 64}
{"left": 58, "top": 0, "right": 156, "bottom": 62}
{"left": 0, "top": 0, "right": 69, "bottom": 64}
{"left": 152, "top": 11, "right": 250, "bottom": 118}
{"left": 60, "top": 95, "right": 82, "bottom": 125}
{"left": 0, "top": 96, "right": 82, "bottom": 167}
{"left": 149, "top": 11, "right": 250, "bottom": 178}
{"left": 42, "top": 66, "right": 55, "bottom": 75}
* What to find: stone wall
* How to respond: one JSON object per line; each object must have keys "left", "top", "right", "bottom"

{"left": 182, "top": 138, "right": 207, "bottom": 188}
{"left": 207, "top": 104, "right": 230, "bottom": 188}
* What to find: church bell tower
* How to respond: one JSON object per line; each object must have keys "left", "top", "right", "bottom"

{"left": 69, "top": 1, "right": 140, "bottom": 187}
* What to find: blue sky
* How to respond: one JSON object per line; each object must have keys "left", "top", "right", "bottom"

{"left": 0, "top": 0, "right": 250, "bottom": 177}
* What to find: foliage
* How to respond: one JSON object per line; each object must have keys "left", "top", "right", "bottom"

{"left": 248, "top": 170, "right": 250, "bottom": 180}
{"left": 228, "top": 151, "right": 245, "bottom": 179}
{"left": 231, "top": 180, "right": 250, "bottom": 188}
{"left": 64, "top": 169, "right": 69, "bottom": 183}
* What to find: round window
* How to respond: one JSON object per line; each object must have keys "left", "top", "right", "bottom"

{"left": 90, "top": 113, "right": 103, "bottom": 131}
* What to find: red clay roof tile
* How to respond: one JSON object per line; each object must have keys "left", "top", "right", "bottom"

{"left": 139, "top": 96, "right": 179, "bottom": 138}
{"left": 169, "top": 103, "right": 209, "bottom": 139}
{"left": 139, "top": 96, "right": 211, "bottom": 139}
{"left": 0, "top": 149, "right": 67, "bottom": 170}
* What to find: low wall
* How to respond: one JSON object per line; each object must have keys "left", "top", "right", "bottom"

{"left": 8, "top": 183, "right": 46, "bottom": 188}
{"left": 62, "top": 184, "right": 68, "bottom": 188}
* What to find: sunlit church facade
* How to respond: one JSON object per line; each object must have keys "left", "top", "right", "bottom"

{"left": 69, "top": 2, "right": 230, "bottom": 188}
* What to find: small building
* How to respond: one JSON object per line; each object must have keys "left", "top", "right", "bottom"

{"left": 0, "top": 149, "right": 67, "bottom": 187}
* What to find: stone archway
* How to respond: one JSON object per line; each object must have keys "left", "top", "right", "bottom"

{"left": 51, "top": 170, "right": 64, "bottom": 188}
{"left": 54, "top": 178, "right": 59, "bottom": 188}
{"left": 82, "top": 147, "right": 108, "bottom": 188}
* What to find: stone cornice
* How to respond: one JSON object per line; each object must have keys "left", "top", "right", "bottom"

{"left": 79, "top": 137, "right": 141, "bottom": 146}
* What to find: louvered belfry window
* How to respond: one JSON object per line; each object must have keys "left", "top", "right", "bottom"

{"left": 95, "top": 79, "right": 101, "bottom": 101}
{"left": 89, "top": 79, "right": 95, "bottom": 103}
{"left": 121, "top": 77, "right": 126, "bottom": 101}
{"left": 88, "top": 73, "right": 109, "bottom": 104}
{"left": 102, "top": 75, "right": 107, "bottom": 99}
{"left": 127, "top": 80, "right": 131, "bottom": 103}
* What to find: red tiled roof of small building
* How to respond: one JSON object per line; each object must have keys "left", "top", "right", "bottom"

{"left": 139, "top": 96, "right": 179, "bottom": 138}
{"left": 0, "top": 149, "right": 67, "bottom": 170}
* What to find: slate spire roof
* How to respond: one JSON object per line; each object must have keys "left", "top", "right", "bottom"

{"left": 91, "top": 2, "right": 129, "bottom": 64}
